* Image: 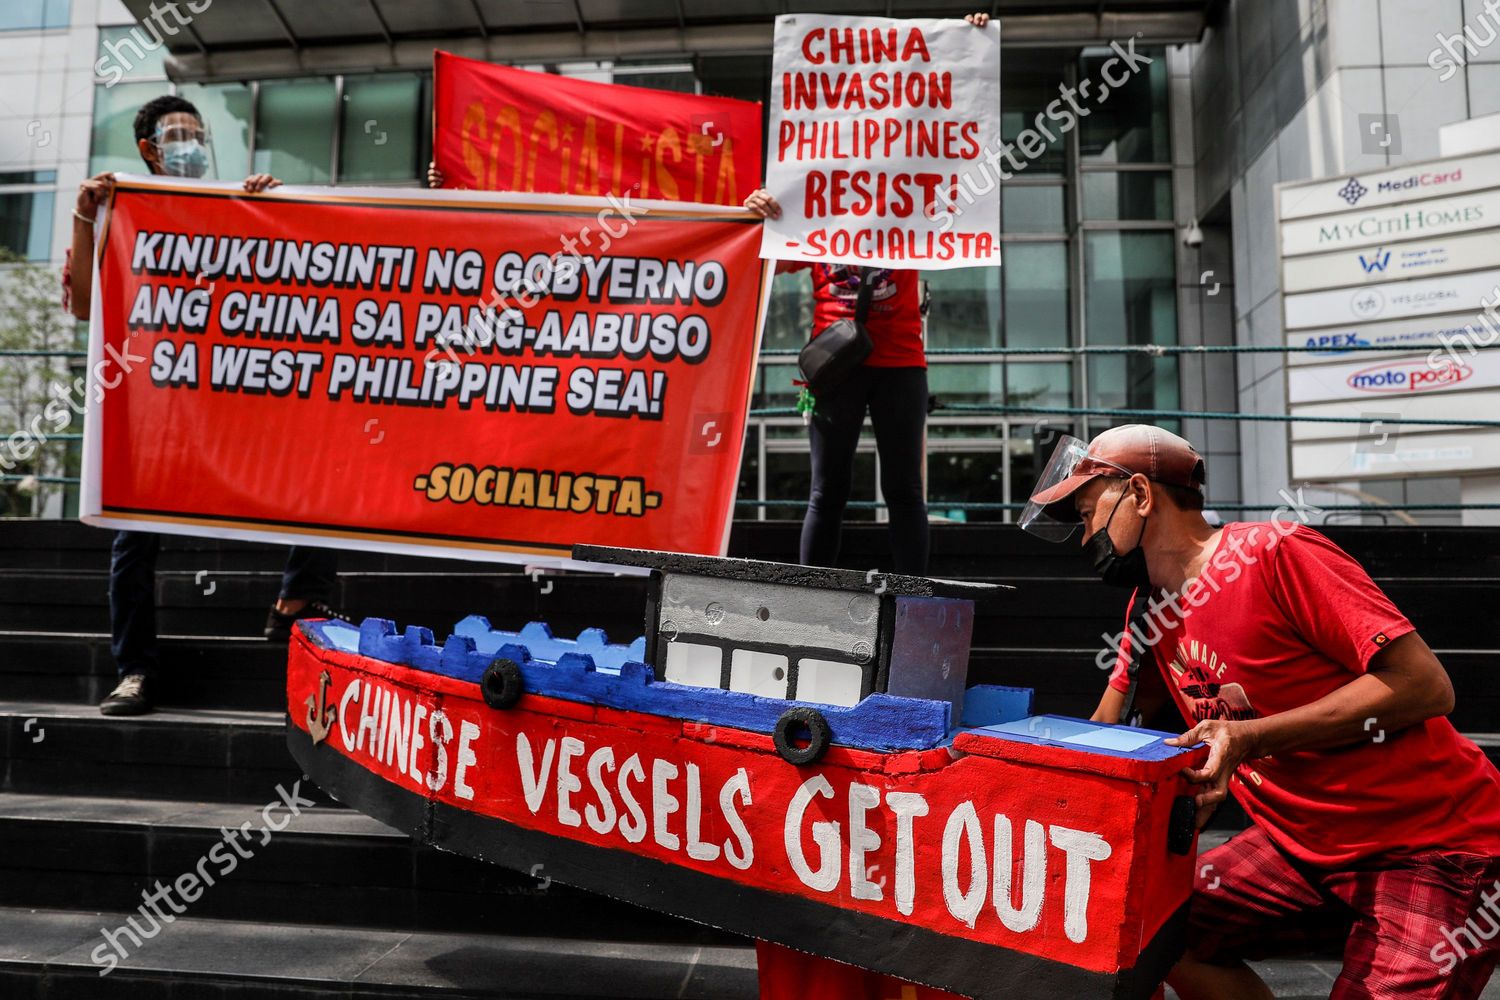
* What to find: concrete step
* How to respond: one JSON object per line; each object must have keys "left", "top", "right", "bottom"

{"left": 0, "top": 700, "right": 309, "bottom": 804}
{"left": 7, "top": 518, "right": 1500, "bottom": 580}
{"left": 4, "top": 566, "right": 1496, "bottom": 654}
{"left": 4, "top": 619, "right": 1496, "bottom": 737}
{"left": 0, "top": 792, "right": 732, "bottom": 942}
{"left": 0, "top": 904, "right": 758, "bottom": 999}
{"left": 0, "top": 631, "right": 287, "bottom": 710}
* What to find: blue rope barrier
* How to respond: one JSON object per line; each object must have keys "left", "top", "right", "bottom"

{"left": 748, "top": 403, "right": 1500, "bottom": 428}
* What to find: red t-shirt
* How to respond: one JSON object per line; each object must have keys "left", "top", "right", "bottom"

{"left": 1108, "top": 522, "right": 1500, "bottom": 867}
{"left": 781, "top": 262, "right": 925, "bottom": 368}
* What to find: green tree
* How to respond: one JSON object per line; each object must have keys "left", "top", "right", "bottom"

{"left": 0, "top": 248, "right": 82, "bottom": 517}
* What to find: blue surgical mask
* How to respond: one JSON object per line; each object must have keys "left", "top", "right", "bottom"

{"left": 159, "top": 139, "right": 209, "bottom": 178}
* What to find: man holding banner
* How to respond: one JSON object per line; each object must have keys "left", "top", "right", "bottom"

{"left": 68, "top": 94, "right": 349, "bottom": 717}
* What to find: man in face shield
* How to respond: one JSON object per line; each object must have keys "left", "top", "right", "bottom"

{"left": 1023, "top": 424, "right": 1500, "bottom": 1000}
{"left": 67, "top": 94, "right": 277, "bottom": 318}
{"left": 64, "top": 95, "right": 347, "bottom": 718}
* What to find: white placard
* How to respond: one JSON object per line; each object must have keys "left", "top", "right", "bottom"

{"left": 1287, "top": 351, "right": 1500, "bottom": 405}
{"left": 1290, "top": 392, "right": 1495, "bottom": 441}
{"left": 1283, "top": 312, "right": 1491, "bottom": 366}
{"left": 1284, "top": 269, "right": 1500, "bottom": 330}
{"left": 760, "top": 14, "right": 1002, "bottom": 270}
{"left": 1279, "top": 188, "right": 1500, "bottom": 257}
{"left": 1281, "top": 228, "right": 1500, "bottom": 294}
{"left": 1277, "top": 150, "right": 1500, "bottom": 221}
{"left": 1291, "top": 434, "right": 1500, "bottom": 480}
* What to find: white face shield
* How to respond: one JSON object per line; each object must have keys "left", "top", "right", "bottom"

{"left": 153, "top": 121, "right": 216, "bottom": 179}
{"left": 1019, "top": 434, "right": 1132, "bottom": 542}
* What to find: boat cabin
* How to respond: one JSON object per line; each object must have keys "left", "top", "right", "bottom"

{"left": 573, "top": 545, "right": 998, "bottom": 719}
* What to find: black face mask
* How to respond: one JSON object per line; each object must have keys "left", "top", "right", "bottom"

{"left": 1084, "top": 488, "right": 1150, "bottom": 589}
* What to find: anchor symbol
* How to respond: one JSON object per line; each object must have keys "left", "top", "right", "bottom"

{"left": 305, "top": 670, "right": 336, "bottom": 745}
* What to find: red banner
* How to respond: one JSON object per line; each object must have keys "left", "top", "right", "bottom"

{"left": 81, "top": 175, "right": 771, "bottom": 564}
{"left": 433, "top": 50, "right": 763, "bottom": 206}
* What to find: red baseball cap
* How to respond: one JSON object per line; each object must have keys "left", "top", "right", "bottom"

{"left": 1025, "top": 424, "right": 1205, "bottom": 532}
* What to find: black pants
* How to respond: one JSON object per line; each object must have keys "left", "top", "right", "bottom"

{"left": 108, "top": 532, "right": 338, "bottom": 679}
{"left": 800, "top": 365, "right": 929, "bottom": 575}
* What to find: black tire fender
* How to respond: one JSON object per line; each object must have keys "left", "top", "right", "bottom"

{"left": 480, "top": 658, "right": 524, "bottom": 710}
{"left": 773, "top": 706, "right": 832, "bottom": 765}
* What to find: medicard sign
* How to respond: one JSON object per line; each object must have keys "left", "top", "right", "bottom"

{"left": 1276, "top": 149, "right": 1500, "bottom": 480}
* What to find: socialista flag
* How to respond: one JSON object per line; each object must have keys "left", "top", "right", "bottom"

{"left": 433, "top": 50, "right": 763, "bottom": 206}
{"left": 80, "top": 175, "right": 772, "bottom": 565}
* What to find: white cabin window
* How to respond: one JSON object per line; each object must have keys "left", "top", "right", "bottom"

{"left": 729, "top": 649, "right": 789, "bottom": 699}
{"left": 797, "top": 658, "right": 863, "bottom": 707}
{"left": 664, "top": 641, "right": 722, "bottom": 689}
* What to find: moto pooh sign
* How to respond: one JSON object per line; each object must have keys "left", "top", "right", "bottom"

{"left": 1277, "top": 149, "right": 1500, "bottom": 480}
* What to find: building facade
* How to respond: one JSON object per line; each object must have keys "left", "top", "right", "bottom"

{"left": 4, "top": 0, "right": 1490, "bottom": 524}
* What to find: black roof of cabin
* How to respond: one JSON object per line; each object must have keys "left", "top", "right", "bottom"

{"left": 573, "top": 545, "right": 1008, "bottom": 599}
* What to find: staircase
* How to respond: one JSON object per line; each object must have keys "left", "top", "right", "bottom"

{"left": 1, "top": 519, "right": 1497, "bottom": 998}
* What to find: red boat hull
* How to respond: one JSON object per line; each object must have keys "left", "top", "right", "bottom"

{"left": 287, "top": 626, "right": 1206, "bottom": 999}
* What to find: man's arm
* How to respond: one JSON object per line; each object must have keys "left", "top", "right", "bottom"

{"left": 1166, "top": 632, "right": 1454, "bottom": 825}
{"left": 70, "top": 173, "right": 114, "bottom": 320}
{"left": 1090, "top": 686, "right": 1126, "bottom": 724}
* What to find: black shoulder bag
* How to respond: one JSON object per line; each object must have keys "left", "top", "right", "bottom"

{"left": 797, "top": 267, "right": 874, "bottom": 394}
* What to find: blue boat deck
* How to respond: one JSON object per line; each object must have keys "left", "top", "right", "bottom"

{"left": 304, "top": 617, "right": 1184, "bottom": 760}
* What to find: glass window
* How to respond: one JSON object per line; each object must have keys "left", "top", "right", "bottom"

{"left": 1003, "top": 242, "right": 1069, "bottom": 349}
{"left": 611, "top": 64, "right": 698, "bottom": 95}
{"left": 89, "top": 81, "right": 163, "bottom": 175}
{"left": 0, "top": 171, "right": 56, "bottom": 184}
{"left": 1087, "top": 353, "right": 1180, "bottom": 415}
{"left": 1002, "top": 184, "right": 1065, "bottom": 233}
{"left": 764, "top": 269, "right": 813, "bottom": 353}
{"left": 925, "top": 268, "right": 999, "bottom": 350}
{"left": 998, "top": 51, "right": 1067, "bottom": 175}
{"left": 177, "top": 82, "right": 253, "bottom": 181}
{"left": 928, "top": 449, "right": 1005, "bottom": 523}
{"left": 737, "top": 427, "right": 760, "bottom": 517}
{"left": 1084, "top": 231, "right": 1177, "bottom": 417}
{"left": 0, "top": 0, "right": 68, "bottom": 30}
{"left": 253, "top": 78, "right": 337, "bottom": 184}
{"left": 1084, "top": 231, "right": 1176, "bottom": 345}
{"left": 95, "top": 25, "right": 167, "bottom": 82}
{"left": 1083, "top": 171, "right": 1172, "bottom": 220}
{"left": 0, "top": 191, "right": 55, "bottom": 260}
{"left": 1078, "top": 46, "right": 1169, "bottom": 163}
{"left": 339, "top": 73, "right": 424, "bottom": 183}
{"left": 754, "top": 362, "right": 800, "bottom": 411}
{"left": 1006, "top": 362, "right": 1071, "bottom": 409}
{"left": 928, "top": 361, "right": 1004, "bottom": 404}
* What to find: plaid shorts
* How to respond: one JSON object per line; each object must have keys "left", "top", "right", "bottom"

{"left": 1189, "top": 824, "right": 1500, "bottom": 999}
